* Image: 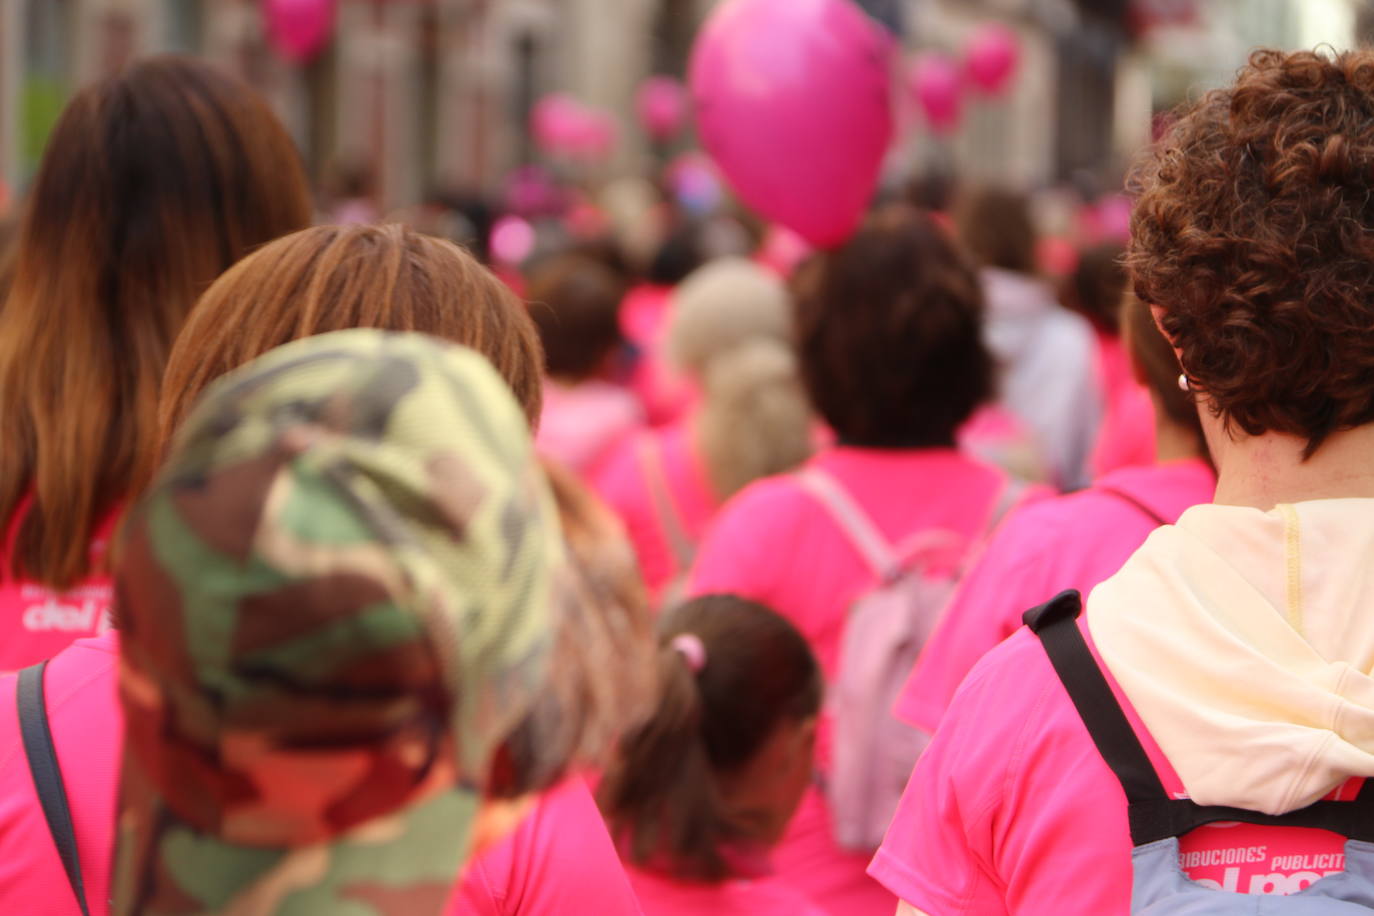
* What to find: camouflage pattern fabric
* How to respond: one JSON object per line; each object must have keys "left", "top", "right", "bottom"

{"left": 111, "top": 329, "right": 562, "bottom": 915}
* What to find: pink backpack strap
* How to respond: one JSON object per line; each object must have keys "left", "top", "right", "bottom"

{"left": 795, "top": 468, "right": 898, "bottom": 581}
{"left": 638, "top": 437, "right": 696, "bottom": 576}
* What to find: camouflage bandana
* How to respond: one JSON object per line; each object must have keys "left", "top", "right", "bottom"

{"left": 111, "top": 329, "right": 561, "bottom": 915}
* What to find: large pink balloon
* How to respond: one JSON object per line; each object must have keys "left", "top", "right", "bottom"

{"left": 690, "top": 0, "right": 895, "bottom": 248}
{"left": 964, "top": 22, "right": 1020, "bottom": 96}
{"left": 910, "top": 54, "right": 963, "bottom": 134}
{"left": 637, "top": 76, "right": 689, "bottom": 141}
{"left": 263, "top": 0, "right": 335, "bottom": 63}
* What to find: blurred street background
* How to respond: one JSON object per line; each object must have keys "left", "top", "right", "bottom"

{"left": 0, "top": 0, "right": 1366, "bottom": 226}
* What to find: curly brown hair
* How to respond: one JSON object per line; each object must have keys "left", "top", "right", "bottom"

{"left": 1127, "top": 49, "right": 1374, "bottom": 455}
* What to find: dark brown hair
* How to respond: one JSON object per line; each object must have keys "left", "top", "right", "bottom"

{"left": 793, "top": 207, "right": 993, "bottom": 449}
{"left": 1067, "top": 242, "right": 1128, "bottom": 333}
{"left": 1128, "top": 48, "right": 1374, "bottom": 456}
{"left": 492, "top": 460, "right": 654, "bottom": 797}
{"left": 598, "top": 594, "right": 821, "bottom": 881}
{"left": 526, "top": 255, "right": 628, "bottom": 381}
{"left": 954, "top": 186, "right": 1038, "bottom": 274}
{"left": 0, "top": 56, "right": 311, "bottom": 589}
{"left": 160, "top": 224, "right": 545, "bottom": 444}
{"left": 1121, "top": 294, "right": 1206, "bottom": 450}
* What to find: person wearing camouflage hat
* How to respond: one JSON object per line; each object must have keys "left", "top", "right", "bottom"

{"left": 111, "top": 328, "right": 564, "bottom": 915}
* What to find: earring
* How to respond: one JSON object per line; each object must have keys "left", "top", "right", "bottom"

{"left": 1177, "top": 373, "right": 1190, "bottom": 392}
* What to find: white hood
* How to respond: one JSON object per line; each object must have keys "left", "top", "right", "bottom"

{"left": 1089, "top": 499, "right": 1374, "bottom": 815}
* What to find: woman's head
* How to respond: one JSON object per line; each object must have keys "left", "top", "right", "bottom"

{"left": 1128, "top": 48, "right": 1374, "bottom": 456}
{"left": 161, "top": 223, "right": 545, "bottom": 440}
{"left": 794, "top": 207, "right": 993, "bottom": 449}
{"left": 0, "top": 55, "right": 311, "bottom": 588}
{"left": 954, "top": 186, "right": 1038, "bottom": 274}
{"left": 669, "top": 259, "right": 812, "bottom": 498}
{"left": 525, "top": 254, "right": 628, "bottom": 383}
{"left": 1121, "top": 293, "right": 1207, "bottom": 453}
{"left": 1067, "top": 242, "right": 1128, "bottom": 334}
{"left": 598, "top": 594, "right": 821, "bottom": 881}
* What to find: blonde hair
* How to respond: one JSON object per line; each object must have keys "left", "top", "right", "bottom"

{"left": 667, "top": 259, "right": 812, "bottom": 499}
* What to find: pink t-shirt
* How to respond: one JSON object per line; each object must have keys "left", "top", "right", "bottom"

{"left": 871, "top": 624, "right": 1356, "bottom": 914}
{"left": 1089, "top": 378, "right": 1157, "bottom": 480}
{"left": 0, "top": 631, "right": 119, "bottom": 915}
{"left": 619, "top": 284, "right": 695, "bottom": 429}
{"left": 0, "top": 509, "right": 117, "bottom": 674}
{"left": 688, "top": 446, "right": 1014, "bottom": 916}
{"left": 536, "top": 380, "right": 644, "bottom": 480}
{"left": 898, "top": 458, "right": 1215, "bottom": 733}
{"left": 628, "top": 864, "right": 828, "bottom": 916}
{"left": 594, "top": 420, "right": 718, "bottom": 600}
{"left": 0, "top": 634, "right": 636, "bottom": 916}
{"left": 449, "top": 778, "right": 642, "bottom": 915}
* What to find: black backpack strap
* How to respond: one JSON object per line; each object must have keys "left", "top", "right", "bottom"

{"left": 18, "top": 661, "right": 91, "bottom": 916}
{"left": 1024, "top": 591, "right": 1169, "bottom": 805}
{"left": 1027, "top": 590, "right": 1374, "bottom": 846}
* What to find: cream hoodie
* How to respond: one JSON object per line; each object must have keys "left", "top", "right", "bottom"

{"left": 1089, "top": 498, "right": 1374, "bottom": 815}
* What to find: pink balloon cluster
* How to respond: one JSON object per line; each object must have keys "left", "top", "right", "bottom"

{"left": 636, "top": 77, "right": 689, "bottom": 141}
{"left": 908, "top": 22, "right": 1021, "bottom": 135}
{"left": 263, "top": 0, "right": 336, "bottom": 63}
{"left": 690, "top": 0, "right": 895, "bottom": 248}
{"left": 531, "top": 95, "right": 619, "bottom": 164}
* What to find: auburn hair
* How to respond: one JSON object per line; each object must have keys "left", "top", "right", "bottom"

{"left": 0, "top": 56, "right": 311, "bottom": 589}
{"left": 492, "top": 459, "right": 654, "bottom": 797}
{"left": 1128, "top": 49, "right": 1374, "bottom": 455}
{"left": 159, "top": 223, "right": 546, "bottom": 448}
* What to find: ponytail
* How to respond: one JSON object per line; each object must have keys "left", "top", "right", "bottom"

{"left": 698, "top": 340, "right": 813, "bottom": 500}
{"left": 598, "top": 595, "right": 822, "bottom": 881}
{"left": 598, "top": 640, "right": 741, "bottom": 880}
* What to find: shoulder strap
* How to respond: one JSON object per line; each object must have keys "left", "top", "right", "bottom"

{"left": 795, "top": 468, "right": 897, "bottom": 580}
{"left": 1098, "top": 485, "right": 1170, "bottom": 528}
{"left": 18, "top": 661, "right": 91, "bottom": 916}
{"left": 638, "top": 437, "right": 696, "bottom": 575}
{"left": 1025, "top": 592, "right": 1374, "bottom": 846}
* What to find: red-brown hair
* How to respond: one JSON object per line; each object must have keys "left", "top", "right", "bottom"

{"left": 159, "top": 224, "right": 545, "bottom": 443}
{"left": 1128, "top": 49, "right": 1374, "bottom": 455}
{"left": 0, "top": 56, "right": 311, "bottom": 588}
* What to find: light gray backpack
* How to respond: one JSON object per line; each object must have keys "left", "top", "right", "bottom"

{"left": 1029, "top": 589, "right": 1374, "bottom": 914}
{"left": 797, "top": 468, "right": 1020, "bottom": 851}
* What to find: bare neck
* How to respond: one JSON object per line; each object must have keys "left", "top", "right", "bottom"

{"left": 1208, "top": 419, "right": 1374, "bottom": 510}
{"left": 1152, "top": 393, "right": 1208, "bottom": 466}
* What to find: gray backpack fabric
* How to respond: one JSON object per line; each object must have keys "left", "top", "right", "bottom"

{"left": 798, "top": 468, "right": 1021, "bottom": 852}
{"left": 1028, "top": 590, "right": 1374, "bottom": 914}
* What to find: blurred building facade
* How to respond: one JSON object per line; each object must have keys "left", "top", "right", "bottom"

{"left": 0, "top": 0, "right": 1365, "bottom": 213}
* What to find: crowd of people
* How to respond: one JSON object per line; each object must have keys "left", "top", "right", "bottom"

{"left": 1, "top": 43, "right": 1373, "bottom": 916}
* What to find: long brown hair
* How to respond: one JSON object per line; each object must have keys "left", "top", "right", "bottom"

{"left": 158, "top": 223, "right": 545, "bottom": 445}
{"left": 0, "top": 56, "right": 311, "bottom": 589}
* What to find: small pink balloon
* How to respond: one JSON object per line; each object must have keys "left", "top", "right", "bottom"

{"left": 964, "top": 22, "right": 1020, "bottom": 96}
{"left": 532, "top": 94, "right": 587, "bottom": 155}
{"left": 490, "top": 216, "right": 536, "bottom": 266}
{"left": 263, "top": 0, "right": 335, "bottom": 62}
{"left": 568, "top": 109, "right": 619, "bottom": 163}
{"left": 637, "top": 76, "right": 689, "bottom": 141}
{"left": 910, "top": 54, "right": 964, "bottom": 134}
{"left": 691, "top": 0, "right": 895, "bottom": 248}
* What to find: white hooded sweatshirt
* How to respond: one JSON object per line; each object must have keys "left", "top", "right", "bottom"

{"left": 1089, "top": 498, "right": 1374, "bottom": 815}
